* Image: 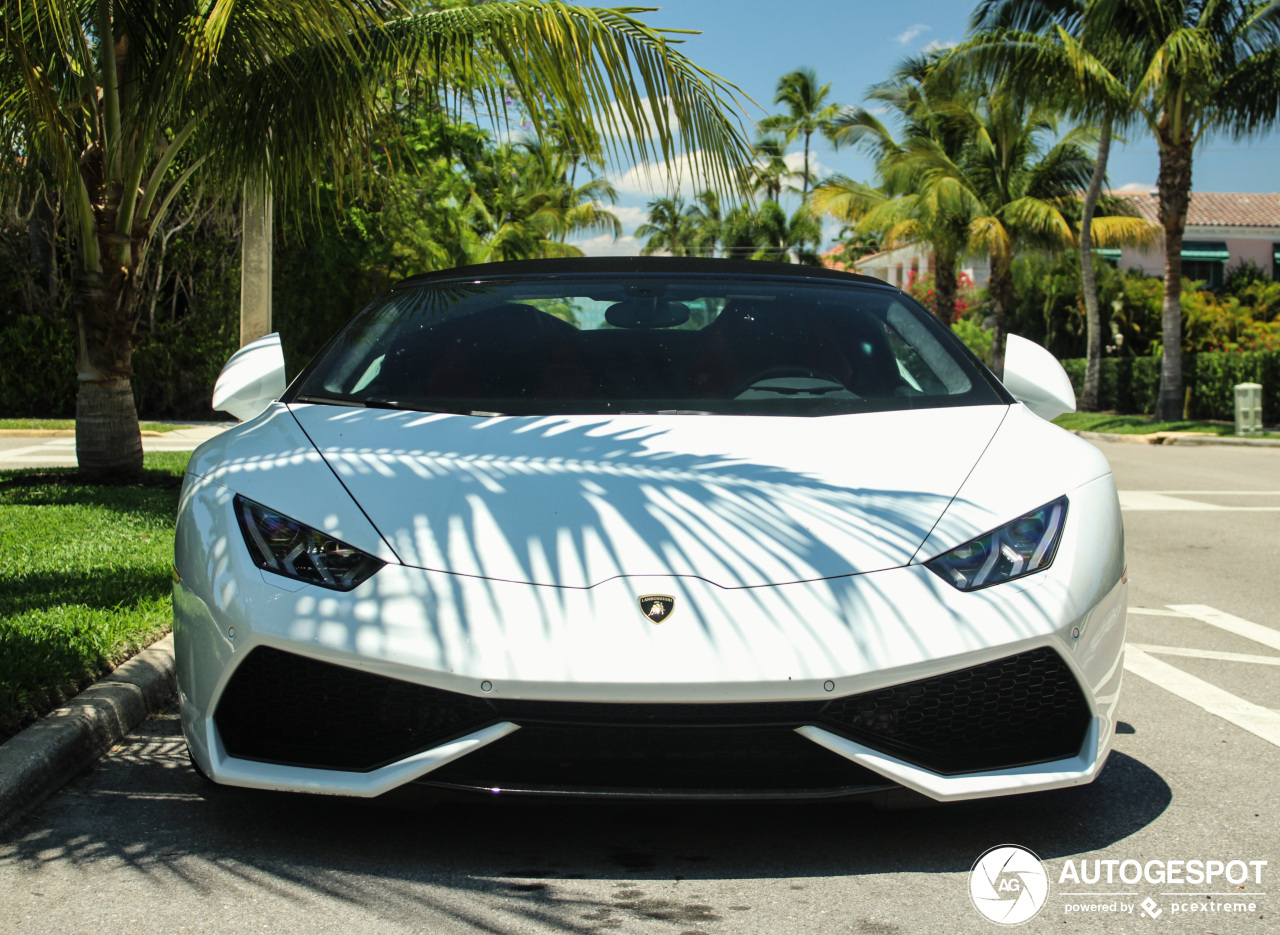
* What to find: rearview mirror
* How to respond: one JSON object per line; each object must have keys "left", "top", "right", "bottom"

{"left": 212, "top": 333, "right": 286, "bottom": 422}
{"left": 1002, "top": 334, "right": 1076, "bottom": 421}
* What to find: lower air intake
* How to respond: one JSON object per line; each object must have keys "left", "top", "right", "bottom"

{"left": 213, "top": 645, "right": 1090, "bottom": 777}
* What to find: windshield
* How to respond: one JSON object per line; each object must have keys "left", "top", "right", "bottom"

{"left": 290, "top": 275, "right": 1004, "bottom": 417}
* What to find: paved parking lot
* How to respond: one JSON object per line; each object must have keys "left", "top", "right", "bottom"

{"left": 1, "top": 440, "right": 1278, "bottom": 934}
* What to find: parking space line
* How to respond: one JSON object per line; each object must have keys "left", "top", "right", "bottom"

{"left": 1128, "top": 643, "right": 1280, "bottom": 666}
{"left": 1168, "top": 604, "right": 1280, "bottom": 654}
{"left": 1129, "top": 606, "right": 1192, "bottom": 617}
{"left": 1124, "top": 647, "right": 1280, "bottom": 748}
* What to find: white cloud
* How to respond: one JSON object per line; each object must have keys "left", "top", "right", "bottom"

{"left": 1117, "top": 182, "right": 1157, "bottom": 193}
{"left": 783, "top": 150, "right": 829, "bottom": 179}
{"left": 897, "top": 24, "right": 930, "bottom": 44}
{"left": 569, "top": 233, "right": 644, "bottom": 257}
{"left": 606, "top": 204, "right": 649, "bottom": 229}
{"left": 922, "top": 38, "right": 958, "bottom": 53}
{"left": 602, "top": 96, "right": 680, "bottom": 142}
{"left": 609, "top": 151, "right": 714, "bottom": 199}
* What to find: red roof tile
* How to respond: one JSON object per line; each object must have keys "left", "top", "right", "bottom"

{"left": 1112, "top": 191, "right": 1280, "bottom": 228}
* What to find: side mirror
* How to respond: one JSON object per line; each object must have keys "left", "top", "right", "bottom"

{"left": 212, "top": 333, "right": 286, "bottom": 422}
{"left": 1002, "top": 334, "right": 1076, "bottom": 421}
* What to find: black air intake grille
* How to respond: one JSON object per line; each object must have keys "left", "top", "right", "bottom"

{"left": 817, "top": 647, "right": 1091, "bottom": 774}
{"left": 215, "top": 646, "right": 496, "bottom": 771}
{"left": 212, "top": 645, "right": 1089, "bottom": 776}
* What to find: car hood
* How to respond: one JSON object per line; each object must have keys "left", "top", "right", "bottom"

{"left": 289, "top": 403, "right": 1008, "bottom": 588}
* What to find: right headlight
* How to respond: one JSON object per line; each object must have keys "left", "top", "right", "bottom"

{"left": 925, "top": 496, "right": 1068, "bottom": 591}
{"left": 235, "top": 495, "right": 384, "bottom": 591}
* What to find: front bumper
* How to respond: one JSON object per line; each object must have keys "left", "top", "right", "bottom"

{"left": 174, "top": 472, "right": 1126, "bottom": 802}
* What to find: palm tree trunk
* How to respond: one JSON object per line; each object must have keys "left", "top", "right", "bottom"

{"left": 1154, "top": 131, "right": 1193, "bottom": 422}
{"left": 73, "top": 267, "right": 144, "bottom": 479}
{"left": 802, "top": 130, "right": 811, "bottom": 197}
{"left": 934, "top": 251, "right": 958, "bottom": 323}
{"left": 1080, "top": 121, "right": 1112, "bottom": 412}
{"left": 988, "top": 252, "right": 1014, "bottom": 379}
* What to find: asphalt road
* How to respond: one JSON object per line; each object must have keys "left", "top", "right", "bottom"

{"left": 3, "top": 439, "right": 1279, "bottom": 935}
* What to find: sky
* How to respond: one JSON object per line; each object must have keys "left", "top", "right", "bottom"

{"left": 568, "top": 0, "right": 1280, "bottom": 257}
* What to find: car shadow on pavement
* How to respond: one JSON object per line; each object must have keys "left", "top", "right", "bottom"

{"left": 0, "top": 710, "right": 1170, "bottom": 933}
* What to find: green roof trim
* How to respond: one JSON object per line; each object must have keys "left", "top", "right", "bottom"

{"left": 1180, "top": 241, "right": 1229, "bottom": 262}
{"left": 1096, "top": 248, "right": 1121, "bottom": 260}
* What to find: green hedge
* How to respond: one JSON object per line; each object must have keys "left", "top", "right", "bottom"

{"left": 1061, "top": 352, "right": 1280, "bottom": 422}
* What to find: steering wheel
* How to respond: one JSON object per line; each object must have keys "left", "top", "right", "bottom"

{"left": 729, "top": 366, "right": 854, "bottom": 399}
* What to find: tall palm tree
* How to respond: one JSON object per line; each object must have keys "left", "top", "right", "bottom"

{"left": 818, "top": 54, "right": 974, "bottom": 321}
{"left": 896, "top": 90, "right": 1148, "bottom": 373}
{"left": 636, "top": 196, "right": 695, "bottom": 256}
{"left": 965, "top": 0, "right": 1280, "bottom": 418}
{"left": 0, "top": 0, "right": 750, "bottom": 478}
{"left": 760, "top": 69, "right": 841, "bottom": 197}
{"left": 962, "top": 0, "right": 1144, "bottom": 409}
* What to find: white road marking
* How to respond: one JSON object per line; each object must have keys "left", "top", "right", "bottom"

{"left": 1129, "top": 606, "right": 1191, "bottom": 617}
{"left": 1118, "top": 490, "right": 1280, "bottom": 511}
{"left": 1128, "top": 643, "right": 1280, "bottom": 666}
{"left": 1124, "top": 646, "right": 1280, "bottom": 748}
{"left": 1168, "top": 604, "right": 1280, "bottom": 654}
{"left": 1139, "top": 490, "right": 1280, "bottom": 496}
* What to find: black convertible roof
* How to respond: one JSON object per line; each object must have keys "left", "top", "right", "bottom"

{"left": 395, "top": 256, "right": 892, "bottom": 289}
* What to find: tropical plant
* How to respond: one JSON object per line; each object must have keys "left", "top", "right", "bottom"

{"left": 963, "top": 0, "right": 1152, "bottom": 410}
{"left": 816, "top": 54, "right": 974, "bottom": 321}
{"left": 686, "top": 189, "right": 724, "bottom": 257}
{"left": 721, "top": 201, "right": 821, "bottom": 264}
{"left": 742, "top": 133, "right": 805, "bottom": 202}
{"left": 467, "top": 139, "right": 621, "bottom": 262}
{"left": 636, "top": 196, "right": 695, "bottom": 256}
{"left": 0, "top": 0, "right": 750, "bottom": 478}
{"left": 963, "top": 0, "right": 1280, "bottom": 418}
{"left": 759, "top": 69, "right": 841, "bottom": 197}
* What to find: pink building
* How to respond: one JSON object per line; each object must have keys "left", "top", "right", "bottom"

{"left": 1103, "top": 191, "right": 1280, "bottom": 287}
{"left": 830, "top": 191, "right": 1280, "bottom": 289}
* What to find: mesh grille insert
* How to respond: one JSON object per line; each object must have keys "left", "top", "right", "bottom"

{"left": 212, "top": 645, "right": 1089, "bottom": 777}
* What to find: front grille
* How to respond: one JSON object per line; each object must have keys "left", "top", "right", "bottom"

{"left": 213, "top": 645, "right": 1090, "bottom": 777}
{"left": 817, "top": 647, "right": 1091, "bottom": 774}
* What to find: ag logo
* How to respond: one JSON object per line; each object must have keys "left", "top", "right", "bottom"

{"left": 637, "top": 594, "right": 675, "bottom": 624}
{"left": 969, "top": 845, "right": 1048, "bottom": 925}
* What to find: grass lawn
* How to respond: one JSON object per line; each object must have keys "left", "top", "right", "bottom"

{"left": 0, "top": 451, "right": 189, "bottom": 743}
{"left": 0, "top": 418, "right": 186, "bottom": 433}
{"left": 1053, "top": 412, "right": 1280, "bottom": 439}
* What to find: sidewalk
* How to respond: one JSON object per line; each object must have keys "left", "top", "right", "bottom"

{"left": 0, "top": 423, "right": 233, "bottom": 470}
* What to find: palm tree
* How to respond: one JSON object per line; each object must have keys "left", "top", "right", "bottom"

{"left": 896, "top": 90, "right": 1148, "bottom": 373}
{"left": 818, "top": 54, "right": 974, "bottom": 321}
{"left": 721, "top": 202, "right": 821, "bottom": 264}
{"left": 962, "top": 1, "right": 1144, "bottom": 409}
{"left": 760, "top": 69, "right": 841, "bottom": 197}
{"left": 467, "top": 141, "right": 621, "bottom": 262}
{"left": 637, "top": 197, "right": 695, "bottom": 256}
{"left": 965, "top": 0, "right": 1280, "bottom": 418}
{"left": 742, "top": 133, "right": 805, "bottom": 202}
{"left": 0, "top": 0, "right": 750, "bottom": 478}
{"left": 686, "top": 190, "right": 724, "bottom": 257}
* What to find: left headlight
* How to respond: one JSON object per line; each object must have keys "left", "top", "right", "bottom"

{"left": 925, "top": 496, "right": 1068, "bottom": 591}
{"left": 234, "top": 495, "right": 384, "bottom": 591}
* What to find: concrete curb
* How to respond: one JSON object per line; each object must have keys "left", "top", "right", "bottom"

{"left": 1073, "top": 429, "right": 1280, "bottom": 447}
{"left": 0, "top": 634, "right": 176, "bottom": 837}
